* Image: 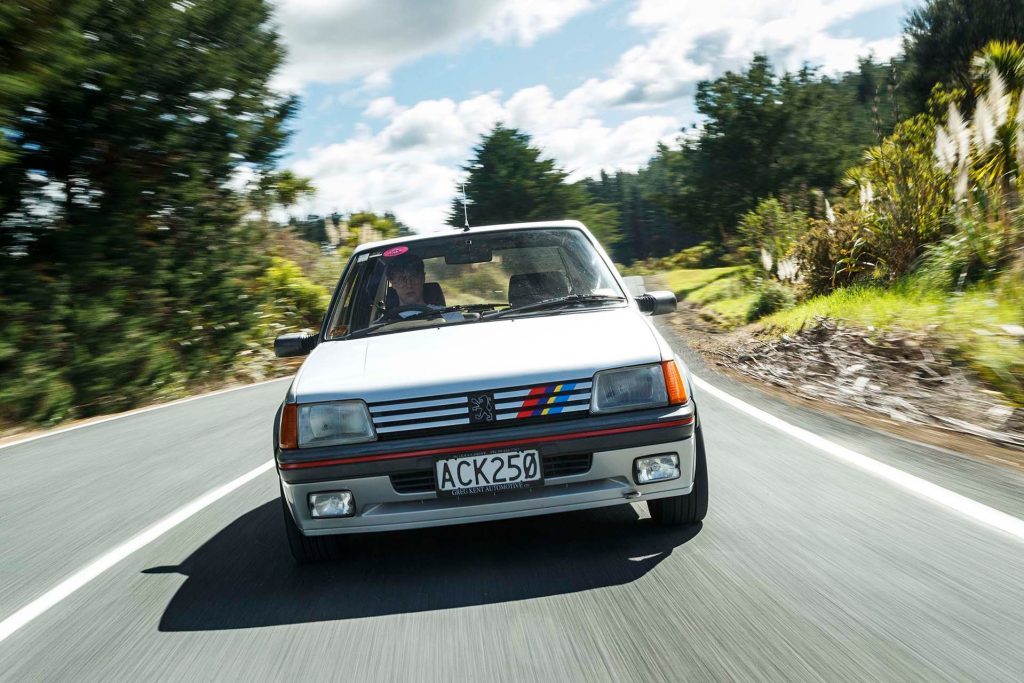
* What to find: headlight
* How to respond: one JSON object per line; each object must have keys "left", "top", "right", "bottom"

{"left": 590, "top": 364, "right": 669, "bottom": 414}
{"left": 297, "top": 401, "right": 376, "bottom": 447}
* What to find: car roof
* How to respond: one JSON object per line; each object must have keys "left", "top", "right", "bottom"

{"left": 353, "top": 220, "right": 590, "bottom": 253}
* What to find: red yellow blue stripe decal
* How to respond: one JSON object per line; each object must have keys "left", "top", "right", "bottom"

{"left": 516, "top": 382, "right": 577, "bottom": 418}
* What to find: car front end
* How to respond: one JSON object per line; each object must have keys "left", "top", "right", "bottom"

{"left": 277, "top": 359, "right": 698, "bottom": 536}
{"left": 272, "top": 221, "right": 707, "bottom": 562}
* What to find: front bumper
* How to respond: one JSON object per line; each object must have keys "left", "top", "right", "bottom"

{"left": 277, "top": 404, "right": 696, "bottom": 535}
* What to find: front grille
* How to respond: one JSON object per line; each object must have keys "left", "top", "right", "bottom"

{"left": 390, "top": 470, "right": 436, "bottom": 494}
{"left": 544, "top": 452, "right": 592, "bottom": 478}
{"left": 388, "top": 452, "right": 593, "bottom": 494}
{"left": 368, "top": 378, "right": 592, "bottom": 439}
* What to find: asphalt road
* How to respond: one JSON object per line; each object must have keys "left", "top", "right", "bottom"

{"left": 1, "top": 324, "right": 1023, "bottom": 681}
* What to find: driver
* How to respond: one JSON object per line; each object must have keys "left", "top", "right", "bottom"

{"left": 387, "top": 252, "right": 429, "bottom": 306}
{"left": 385, "top": 252, "right": 463, "bottom": 322}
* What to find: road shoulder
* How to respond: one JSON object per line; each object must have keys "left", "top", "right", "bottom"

{"left": 656, "top": 315, "right": 1024, "bottom": 521}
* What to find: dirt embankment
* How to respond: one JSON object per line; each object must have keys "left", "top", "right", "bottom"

{"left": 664, "top": 300, "right": 1024, "bottom": 468}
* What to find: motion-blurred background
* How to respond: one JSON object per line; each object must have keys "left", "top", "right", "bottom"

{"left": 1, "top": 0, "right": 1021, "bottom": 449}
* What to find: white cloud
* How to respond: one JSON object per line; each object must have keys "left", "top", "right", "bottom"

{"left": 363, "top": 96, "right": 404, "bottom": 119}
{"left": 537, "top": 115, "right": 681, "bottom": 181}
{"left": 295, "top": 136, "right": 460, "bottom": 229}
{"left": 293, "top": 86, "right": 682, "bottom": 230}
{"left": 480, "top": 0, "right": 595, "bottom": 45}
{"left": 272, "top": 0, "right": 595, "bottom": 92}
{"left": 361, "top": 69, "right": 392, "bottom": 92}
{"left": 562, "top": 0, "right": 907, "bottom": 110}
{"left": 284, "top": 0, "right": 910, "bottom": 231}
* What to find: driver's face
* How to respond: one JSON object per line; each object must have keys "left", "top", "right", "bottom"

{"left": 391, "top": 269, "right": 424, "bottom": 304}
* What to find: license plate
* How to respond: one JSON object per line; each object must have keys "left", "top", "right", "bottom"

{"left": 435, "top": 449, "right": 542, "bottom": 496}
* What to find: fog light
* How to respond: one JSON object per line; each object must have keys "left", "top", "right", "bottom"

{"left": 308, "top": 491, "right": 355, "bottom": 518}
{"left": 634, "top": 454, "right": 680, "bottom": 484}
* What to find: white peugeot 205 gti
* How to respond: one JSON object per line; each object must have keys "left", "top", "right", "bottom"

{"left": 273, "top": 220, "right": 708, "bottom": 563}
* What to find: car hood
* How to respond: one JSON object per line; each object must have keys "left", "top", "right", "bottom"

{"left": 291, "top": 307, "right": 663, "bottom": 404}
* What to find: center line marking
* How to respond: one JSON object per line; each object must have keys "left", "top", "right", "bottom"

{"left": 0, "top": 460, "right": 274, "bottom": 645}
{"left": 692, "top": 374, "right": 1024, "bottom": 542}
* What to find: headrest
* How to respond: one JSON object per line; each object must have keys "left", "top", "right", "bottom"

{"left": 508, "top": 271, "right": 568, "bottom": 308}
{"left": 424, "top": 282, "right": 446, "bottom": 306}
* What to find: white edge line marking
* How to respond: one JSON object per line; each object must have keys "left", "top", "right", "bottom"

{"left": 3, "top": 372, "right": 1021, "bottom": 645}
{"left": 0, "top": 460, "right": 275, "bottom": 645}
{"left": 692, "top": 374, "right": 1024, "bottom": 542}
{"left": 0, "top": 377, "right": 291, "bottom": 451}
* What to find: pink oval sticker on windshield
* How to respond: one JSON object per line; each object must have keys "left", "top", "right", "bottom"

{"left": 383, "top": 246, "right": 409, "bottom": 258}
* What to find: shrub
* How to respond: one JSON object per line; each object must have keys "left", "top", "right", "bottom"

{"left": 917, "top": 209, "right": 1015, "bottom": 290}
{"left": 747, "top": 281, "right": 797, "bottom": 321}
{"left": 254, "top": 257, "right": 331, "bottom": 336}
{"left": 843, "top": 113, "right": 953, "bottom": 279}
{"left": 738, "top": 198, "right": 807, "bottom": 273}
{"left": 624, "top": 242, "right": 719, "bottom": 275}
{"left": 669, "top": 243, "right": 717, "bottom": 268}
{"left": 721, "top": 245, "right": 758, "bottom": 266}
{"left": 797, "top": 211, "right": 876, "bottom": 294}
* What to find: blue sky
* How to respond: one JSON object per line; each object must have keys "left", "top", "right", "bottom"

{"left": 273, "top": 0, "right": 918, "bottom": 230}
{"left": 285, "top": 1, "right": 644, "bottom": 154}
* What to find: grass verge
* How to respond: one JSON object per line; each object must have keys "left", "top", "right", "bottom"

{"left": 662, "top": 266, "right": 1022, "bottom": 404}
{"left": 661, "top": 266, "right": 743, "bottom": 297}
{"left": 761, "top": 278, "right": 1023, "bottom": 404}
{"left": 662, "top": 267, "right": 756, "bottom": 327}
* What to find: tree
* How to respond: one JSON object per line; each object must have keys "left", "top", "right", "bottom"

{"left": 448, "top": 125, "right": 577, "bottom": 225}
{"left": 447, "top": 126, "right": 619, "bottom": 246}
{"left": 347, "top": 211, "right": 402, "bottom": 241}
{"left": 574, "top": 197, "right": 620, "bottom": 250}
{"left": 250, "top": 170, "right": 316, "bottom": 221}
{"left": 903, "top": 0, "right": 1024, "bottom": 111}
{"left": 579, "top": 153, "right": 692, "bottom": 263}
{"left": 0, "top": 0, "right": 293, "bottom": 423}
{"left": 650, "top": 55, "right": 906, "bottom": 246}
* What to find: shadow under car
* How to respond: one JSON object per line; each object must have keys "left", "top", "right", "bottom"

{"left": 144, "top": 499, "right": 702, "bottom": 631}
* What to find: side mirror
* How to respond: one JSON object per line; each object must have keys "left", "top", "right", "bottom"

{"left": 275, "top": 332, "right": 319, "bottom": 358}
{"left": 635, "top": 291, "right": 676, "bottom": 316}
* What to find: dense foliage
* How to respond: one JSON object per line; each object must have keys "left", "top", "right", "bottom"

{"left": 670, "top": 58, "right": 903, "bottom": 239}
{"left": 0, "top": 0, "right": 293, "bottom": 424}
{"left": 903, "top": 0, "right": 1024, "bottom": 110}
{"left": 579, "top": 154, "right": 682, "bottom": 262}
{"left": 4, "top": 0, "right": 1023, "bottom": 426}
{"left": 456, "top": 54, "right": 906, "bottom": 265}
{"left": 724, "top": 50, "right": 1018, "bottom": 296}
{"left": 571, "top": 2, "right": 1022, "bottom": 312}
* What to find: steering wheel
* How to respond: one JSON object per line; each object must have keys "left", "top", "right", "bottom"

{"left": 382, "top": 303, "right": 438, "bottom": 320}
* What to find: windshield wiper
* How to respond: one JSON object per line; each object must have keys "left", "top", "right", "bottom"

{"left": 342, "top": 320, "right": 396, "bottom": 340}
{"left": 343, "top": 304, "right": 506, "bottom": 340}
{"left": 483, "top": 294, "right": 625, "bottom": 320}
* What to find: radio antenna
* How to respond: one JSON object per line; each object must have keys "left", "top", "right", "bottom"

{"left": 459, "top": 182, "right": 474, "bottom": 232}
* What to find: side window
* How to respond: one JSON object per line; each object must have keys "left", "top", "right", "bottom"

{"left": 328, "top": 260, "right": 384, "bottom": 337}
{"left": 367, "top": 267, "right": 389, "bottom": 321}
{"left": 327, "top": 268, "right": 360, "bottom": 338}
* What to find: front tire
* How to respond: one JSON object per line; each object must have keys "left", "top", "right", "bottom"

{"left": 281, "top": 488, "right": 331, "bottom": 564}
{"left": 648, "top": 425, "right": 708, "bottom": 526}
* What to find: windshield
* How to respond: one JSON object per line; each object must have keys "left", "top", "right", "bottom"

{"left": 324, "top": 228, "right": 624, "bottom": 339}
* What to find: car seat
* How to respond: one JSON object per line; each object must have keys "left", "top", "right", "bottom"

{"left": 507, "top": 272, "right": 569, "bottom": 308}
